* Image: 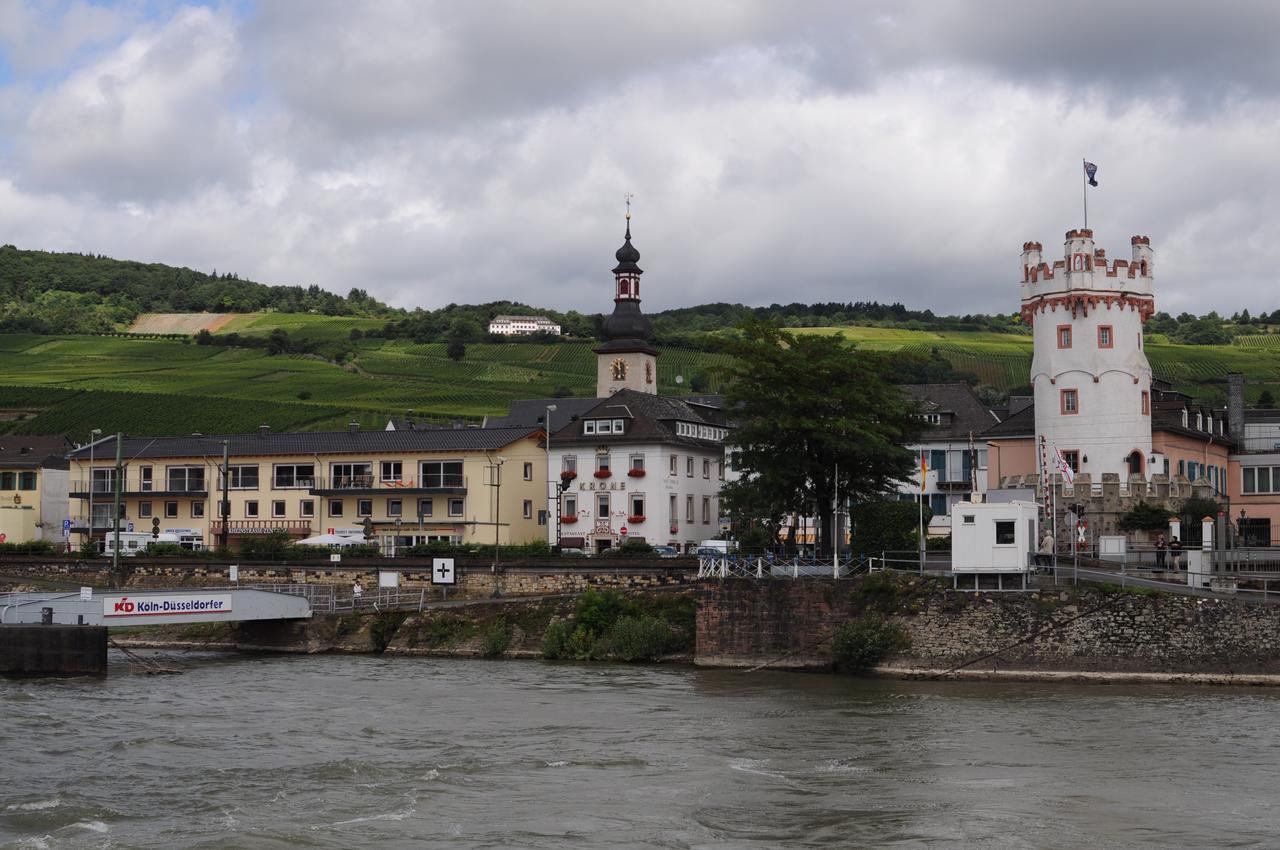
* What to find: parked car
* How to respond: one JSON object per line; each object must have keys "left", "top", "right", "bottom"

{"left": 559, "top": 547, "right": 587, "bottom": 557}
{"left": 652, "top": 545, "right": 679, "bottom": 558}
{"left": 694, "top": 546, "right": 724, "bottom": 557}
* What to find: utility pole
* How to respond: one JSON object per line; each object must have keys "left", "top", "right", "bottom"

{"left": 219, "top": 440, "right": 231, "bottom": 551}
{"left": 487, "top": 456, "right": 505, "bottom": 597}
{"left": 112, "top": 433, "right": 123, "bottom": 583}
{"left": 87, "top": 427, "right": 101, "bottom": 553}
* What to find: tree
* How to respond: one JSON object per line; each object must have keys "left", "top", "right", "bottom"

{"left": 446, "top": 337, "right": 466, "bottom": 361}
{"left": 266, "top": 328, "right": 291, "bottom": 355}
{"left": 1259, "top": 390, "right": 1275, "bottom": 409}
{"left": 719, "top": 320, "right": 925, "bottom": 557}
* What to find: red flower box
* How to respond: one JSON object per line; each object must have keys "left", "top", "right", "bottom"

{"left": 560, "top": 470, "right": 577, "bottom": 480}
{"left": 628, "top": 515, "right": 646, "bottom": 524}
{"left": 593, "top": 470, "right": 612, "bottom": 479}
{"left": 561, "top": 514, "right": 579, "bottom": 523}
{"left": 627, "top": 468, "right": 646, "bottom": 478}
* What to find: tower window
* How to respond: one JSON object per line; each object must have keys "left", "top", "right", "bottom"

{"left": 1057, "top": 325, "right": 1072, "bottom": 349}
{"left": 1097, "top": 325, "right": 1113, "bottom": 348}
{"left": 1141, "top": 391, "right": 1150, "bottom": 415}
{"left": 1060, "top": 389, "right": 1079, "bottom": 415}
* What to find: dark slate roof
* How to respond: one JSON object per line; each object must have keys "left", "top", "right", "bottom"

{"left": 1152, "top": 389, "right": 1234, "bottom": 446}
{"left": 900, "top": 383, "right": 1000, "bottom": 440}
{"left": 551, "top": 389, "right": 729, "bottom": 448}
{"left": 66, "top": 427, "right": 542, "bottom": 461}
{"left": 0, "top": 435, "right": 71, "bottom": 469}
{"left": 483, "top": 397, "right": 603, "bottom": 431}
{"left": 979, "top": 390, "right": 1237, "bottom": 447}
{"left": 983, "top": 403, "right": 1035, "bottom": 439}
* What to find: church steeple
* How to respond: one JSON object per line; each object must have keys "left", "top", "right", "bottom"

{"left": 595, "top": 197, "right": 658, "bottom": 397}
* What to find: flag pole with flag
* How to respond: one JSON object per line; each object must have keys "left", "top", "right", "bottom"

{"left": 918, "top": 451, "right": 927, "bottom": 565}
{"left": 1083, "top": 160, "right": 1098, "bottom": 228}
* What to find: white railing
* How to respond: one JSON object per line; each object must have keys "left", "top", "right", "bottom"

{"left": 696, "top": 555, "right": 870, "bottom": 579}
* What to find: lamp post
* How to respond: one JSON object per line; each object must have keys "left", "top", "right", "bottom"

{"left": 487, "top": 455, "right": 506, "bottom": 597}
{"left": 87, "top": 428, "right": 102, "bottom": 552}
{"left": 544, "top": 403, "right": 557, "bottom": 549}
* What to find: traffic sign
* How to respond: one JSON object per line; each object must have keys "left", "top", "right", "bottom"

{"left": 127, "top": 522, "right": 134, "bottom": 533}
{"left": 432, "top": 557, "right": 456, "bottom": 585}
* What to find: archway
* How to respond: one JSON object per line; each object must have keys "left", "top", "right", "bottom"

{"left": 1126, "top": 451, "right": 1145, "bottom": 476}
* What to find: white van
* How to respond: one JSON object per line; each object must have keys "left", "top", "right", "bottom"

{"left": 697, "top": 539, "right": 735, "bottom": 555}
{"left": 103, "top": 531, "right": 182, "bottom": 557}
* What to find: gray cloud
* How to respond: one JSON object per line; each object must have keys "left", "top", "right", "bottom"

{"left": 0, "top": 0, "right": 1277, "bottom": 318}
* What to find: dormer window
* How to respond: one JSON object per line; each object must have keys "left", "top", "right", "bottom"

{"left": 1181, "top": 410, "right": 1188, "bottom": 428}
{"left": 1196, "top": 413, "right": 1203, "bottom": 430}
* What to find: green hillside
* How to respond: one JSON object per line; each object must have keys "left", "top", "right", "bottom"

{"left": 0, "top": 333, "right": 731, "bottom": 438}
{"left": 798, "top": 326, "right": 1280, "bottom": 404}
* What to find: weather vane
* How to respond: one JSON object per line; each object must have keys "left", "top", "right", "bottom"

{"left": 624, "top": 192, "right": 633, "bottom": 221}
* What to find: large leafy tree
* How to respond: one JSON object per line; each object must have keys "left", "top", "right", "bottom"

{"left": 720, "top": 321, "right": 924, "bottom": 557}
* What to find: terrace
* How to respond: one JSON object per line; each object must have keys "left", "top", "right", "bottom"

{"left": 307, "top": 474, "right": 467, "bottom": 496}
{"left": 69, "top": 478, "right": 209, "bottom": 498}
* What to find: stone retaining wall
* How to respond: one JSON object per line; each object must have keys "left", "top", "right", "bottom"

{"left": 696, "top": 576, "right": 1280, "bottom": 674}
{"left": 1, "top": 558, "right": 694, "bottom": 601}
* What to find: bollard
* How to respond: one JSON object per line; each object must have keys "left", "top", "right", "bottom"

{"left": 41, "top": 607, "right": 53, "bottom": 625}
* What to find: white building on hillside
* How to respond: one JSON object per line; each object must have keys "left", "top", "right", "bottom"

{"left": 488, "top": 315, "right": 561, "bottom": 336}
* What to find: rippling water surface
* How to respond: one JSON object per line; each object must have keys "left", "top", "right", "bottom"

{"left": 4, "top": 650, "right": 1280, "bottom": 848}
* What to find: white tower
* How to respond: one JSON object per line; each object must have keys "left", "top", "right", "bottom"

{"left": 1021, "top": 230, "right": 1155, "bottom": 479}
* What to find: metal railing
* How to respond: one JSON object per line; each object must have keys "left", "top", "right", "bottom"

{"left": 696, "top": 554, "right": 871, "bottom": 579}
{"left": 309, "top": 475, "right": 466, "bottom": 491}
{"left": 242, "top": 583, "right": 430, "bottom": 614}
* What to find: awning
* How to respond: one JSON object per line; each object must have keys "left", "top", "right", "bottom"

{"left": 558, "top": 537, "right": 586, "bottom": 548}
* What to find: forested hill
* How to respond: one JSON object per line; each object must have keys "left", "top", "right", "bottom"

{"left": 1, "top": 242, "right": 1274, "bottom": 347}
{"left": 0, "top": 244, "right": 390, "bottom": 334}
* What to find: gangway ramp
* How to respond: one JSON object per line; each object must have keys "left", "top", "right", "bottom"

{"left": 0, "top": 587, "right": 313, "bottom": 627}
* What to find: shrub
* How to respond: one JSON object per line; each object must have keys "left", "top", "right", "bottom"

{"left": 541, "top": 619, "right": 573, "bottom": 658}
{"left": 1118, "top": 502, "right": 1174, "bottom": 533}
{"left": 832, "top": 613, "right": 909, "bottom": 672}
{"left": 144, "top": 542, "right": 187, "bottom": 556}
{"left": 481, "top": 618, "right": 512, "bottom": 657}
{"left": 0, "top": 540, "right": 57, "bottom": 555}
{"left": 369, "top": 611, "right": 408, "bottom": 651}
{"left": 598, "top": 615, "right": 676, "bottom": 661}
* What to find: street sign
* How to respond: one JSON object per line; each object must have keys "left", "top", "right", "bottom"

{"left": 0, "top": 533, "right": 6, "bottom": 543}
{"left": 229, "top": 564, "right": 239, "bottom": 582}
{"left": 127, "top": 522, "right": 134, "bottom": 533}
{"left": 432, "top": 557, "right": 456, "bottom": 585}
{"left": 79, "top": 587, "right": 92, "bottom": 601}
{"left": 330, "top": 553, "right": 341, "bottom": 563}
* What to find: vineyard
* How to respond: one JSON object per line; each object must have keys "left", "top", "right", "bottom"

{"left": 3, "top": 319, "right": 1280, "bottom": 439}
{"left": 0, "top": 332, "right": 731, "bottom": 437}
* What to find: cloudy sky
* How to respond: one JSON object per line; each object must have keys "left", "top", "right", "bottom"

{"left": 0, "top": 0, "right": 1277, "bottom": 316}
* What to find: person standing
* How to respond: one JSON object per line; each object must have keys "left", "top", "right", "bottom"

{"left": 1169, "top": 537, "right": 1182, "bottom": 570}
{"left": 352, "top": 579, "right": 364, "bottom": 607}
{"left": 1038, "top": 529, "right": 1055, "bottom": 568}
{"left": 1154, "top": 533, "right": 1167, "bottom": 570}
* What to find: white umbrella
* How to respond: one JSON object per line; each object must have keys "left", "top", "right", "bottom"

{"left": 297, "top": 533, "right": 365, "bottom": 547}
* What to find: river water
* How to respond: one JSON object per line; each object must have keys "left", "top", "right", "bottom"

{"left": 3, "top": 651, "right": 1280, "bottom": 848}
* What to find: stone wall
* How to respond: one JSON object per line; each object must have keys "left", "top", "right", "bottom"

{"left": 696, "top": 576, "right": 1280, "bottom": 674}
{"left": 0, "top": 556, "right": 695, "bottom": 600}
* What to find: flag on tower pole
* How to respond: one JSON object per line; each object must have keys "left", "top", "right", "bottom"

{"left": 1052, "top": 445, "right": 1076, "bottom": 486}
{"left": 1082, "top": 159, "right": 1098, "bottom": 228}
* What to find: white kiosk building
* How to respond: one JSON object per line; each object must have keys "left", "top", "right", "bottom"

{"left": 950, "top": 499, "right": 1039, "bottom": 590}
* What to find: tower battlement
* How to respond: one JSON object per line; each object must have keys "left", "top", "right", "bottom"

{"left": 1020, "top": 230, "right": 1154, "bottom": 303}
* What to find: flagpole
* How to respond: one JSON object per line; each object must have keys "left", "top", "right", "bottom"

{"left": 1082, "top": 158, "right": 1088, "bottom": 229}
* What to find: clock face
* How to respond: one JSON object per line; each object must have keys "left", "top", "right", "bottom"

{"left": 611, "top": 358, "right": 627, "bottom": 380}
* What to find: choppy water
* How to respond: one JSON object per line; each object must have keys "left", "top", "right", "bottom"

{"left": 4, "top": 651, "right": 1280, "bottom": 848}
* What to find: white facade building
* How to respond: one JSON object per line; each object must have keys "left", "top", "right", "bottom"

{"left": 488, "top": 315, "right": 561, "bottom": 336}
{"left": 548, "top": 391, "right": 727, "bottom": 553}
{"left": 1021, "top": 230, "right": 1155, "bottom": 479}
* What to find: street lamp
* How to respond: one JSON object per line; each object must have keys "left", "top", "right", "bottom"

{"left": 87, "top": 428, "right": 102, "bottom": 551}
{"left": 487, "top": 455, "right": 506, "bottom": 597}
{"left": 544, "top": 403, "right": 557, "bottom": 549}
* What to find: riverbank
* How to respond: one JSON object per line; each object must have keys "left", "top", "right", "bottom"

{"left": 110, "top": 588, "right": 698, "bottom": 664}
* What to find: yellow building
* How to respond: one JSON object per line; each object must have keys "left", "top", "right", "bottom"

{"left": 67, "top": 425, "right": 547, "bottom": 552}
{"left": 0, "top": 436, "right": 71, "bottom": 547}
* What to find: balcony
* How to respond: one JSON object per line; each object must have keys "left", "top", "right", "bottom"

{"left": 308, "top": 475, "right": 467, "bottom": 496}
{"left": 1238, "top": 437, "right": 1280, "bottom": 454}
{"left": 69, "top": 479, "right": 208, "bottom": 498}
{"left": 210, "top": 520, "right": 314, "bottom": 536}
